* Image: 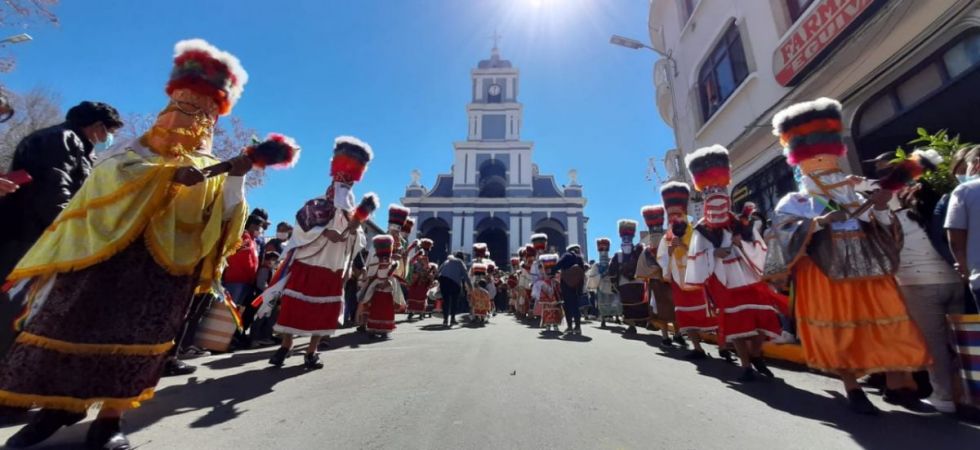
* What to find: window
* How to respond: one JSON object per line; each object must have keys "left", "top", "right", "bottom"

{"left": 698, "top": 24, "right": 749, "bottom": 122}
{"left": 787, "top": 0, "right": 815, "bottom": 23}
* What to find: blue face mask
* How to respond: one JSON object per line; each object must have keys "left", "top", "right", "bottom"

{"left": 957, "top": 174, "right": 971, "bottom": 184}
{"left": 94, "top": 132, "right": 113, "bottom": 152}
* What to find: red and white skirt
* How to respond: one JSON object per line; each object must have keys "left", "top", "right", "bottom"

{"left": 406, "top": 282, "right": 429, "bottom": 314}
{"left": 540, "top": 301, "right": 564, "bottom": 326}
{"left": 366, "top": 291, "right": 396, "bottom": 334}
{"left": 275, "top": 261, "right": 344, "bottom": 336}
{"left": 671, "top": 282, "right": 718, "bottom": 334}
{"left": 704, "top": 276, "right": 782, "bottom": 344}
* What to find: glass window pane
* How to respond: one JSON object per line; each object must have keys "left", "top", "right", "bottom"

{"left": 858, "top": 94, "right": 896, "bottom": 135}
{"left": 730, "top": 37, "right": 748, "bottom": 84}
{"left": 896, "top": 63, "right": 944, "bottom": 107}
{"left": 943, "top": 33, "right": 980, "bottom": 78}
{"left": 716, "top": 54, "right": 736, "bottom": 99}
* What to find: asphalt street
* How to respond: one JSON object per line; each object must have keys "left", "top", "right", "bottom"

{"left": 1, "top": 315, "right": 977, "bottom": 450}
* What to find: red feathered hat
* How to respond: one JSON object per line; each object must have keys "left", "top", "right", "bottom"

{"left": 419, "top": 238, "right": 434, "bottom": 251}
{"left": 402, "top": 217, "right": 415, "bottom": 235}
{"left": 618, "top": 220, "right": 638, "bottom": 240}
{"left": 331, "top": 136, "right": 373, "bottom": 183}
{"left": 531, "top": 233, "right": 548, "bottom": 250}
{"left": 524, "top": 244, "right": 538, "bottom": 259}
{"left": 473, "top": 243, "right": 488, "bottom": 258}
{"left": 166, "top": 39, "right": 247, "bottom": 116}
{"left": 641, "top": 205, "right": 665, "bottom": 230}
{"left": 387, "top": 204, "right": 410, "bottom": 229}
{"left": 772, "top": 97, "right": 846, "bottom": 166}
{"left": 245, "top": 133, "right": 300, "bottom": 170}
{"left": 596, "top": 237, "right": 611, "bottom": 253}
{"left": 660, "top": 181, "right": 690, "bottom": 214}
{"left": 373, "top": 235, "right": 394, "bottom": 260}
{"left": 685, "top": 145, "right": 731, "bottom": 192}
{"left": 472, "top": 263, "right": 488, "bottom": 276}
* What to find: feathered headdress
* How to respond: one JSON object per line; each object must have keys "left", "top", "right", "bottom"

{"left": 875, "top": 148, "right": 943, "bottom": 191}
{"left": 510, "top": 257, "right": 520, "bottom": 266}
{"left": 473, "top": 243, "right": 489, "bottom": 258}
{"left": 539, "top": 254, "right": 559, "bottom": 271}
{"left": 472, "top": 263, "right": 488, "bottom": 276}
{"left": 353, "top": 193, "right": 379, "bottom": 223}
{"left": 387, "top": 204, "right": 410, "bottom": 229}
{"left": 524, "top": 244, "right": 538, "bottom": 258}
{"left": 245, "top": 133, "right": 300, "bottom": 169}
{"left": 641, "top": 205, "right": 665, "bottom": 230}
{"left": 531, "top": 233, "right": 548, "bottom": 250}
{"left": 566, "top": 244, "right": 581, "bottom": 253}
{"left": 596, "top": 237, "right": 611, "bottom": 253}
{"left": 685, "top": 145, "right": 731, "bottom": 192}
{"left": 167, "top": 38, "right": 248, "bottom": 116}
{"left": 771, "top": 97, "right": 845, "bottom": 166}
{"left": 402, "top": 217, "right": 415, "bottom": 235}
{"left": 419, "top": 238, "right": 434, "bottom": 250}
{"left": 331, "top": 136, "right": 374, "bottom": 183}
{"left": 660, "top": 181, "right": 691, "bottom": 213}
{"left": 373, "top": 235, "right": 394, "bottom": 260}
{"left": 618, "top": 220, "right": 638, "bottom": 240}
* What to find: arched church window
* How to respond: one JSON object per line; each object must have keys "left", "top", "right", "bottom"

{"left": 479, "top": 159, "right": 507, "bottom": 198}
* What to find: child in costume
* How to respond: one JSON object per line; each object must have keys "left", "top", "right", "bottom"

{"left": 533, "top": 254, "right": 564, "bottom": 331}
{"left": 468, "top": 263, "right": 493, "bottom": 324}
{"left": 359, "top": 235, "right": 406, "bottom": 339}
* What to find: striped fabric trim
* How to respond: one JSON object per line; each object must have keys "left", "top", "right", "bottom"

{"left": 724, "top": 329, "right": 781, "bottom": 342}
{"left": 281, "top": 289, "right": 343, "bottom": 304}
{"left": 674, "top": 305, "right": 708, "bottom": 312}
{"left": 272, "top": 324, "right": 338, "bottom": 337}
{"left": 722, "top": 304, "right": 779, "bottom": 314}
{"left": 0, "top": 387, "right": 155, "bottom": 414}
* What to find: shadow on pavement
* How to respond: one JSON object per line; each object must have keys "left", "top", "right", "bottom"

{"left": 419, "top": 324, "right": 452, "bottom": 331}
{"left": 559, "top": 334, "right": 593, "bottom": 343}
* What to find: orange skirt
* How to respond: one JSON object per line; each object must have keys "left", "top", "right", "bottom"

{"left": 795, "top": 257, "right": 930, "bottom": 376}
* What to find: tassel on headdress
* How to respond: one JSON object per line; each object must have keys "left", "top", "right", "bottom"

{"left": 875, "top": 148, "right": 943, "bottom": 191}
{"left": 245, "top": 133, "right": 300, "bottom": 169}
{"left": 353, "top": 193, "right": 379, "bottom": 223}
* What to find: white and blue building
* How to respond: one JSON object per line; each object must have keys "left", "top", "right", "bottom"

{"left": 402, "top": 46, "right": 587, "bottom": 267}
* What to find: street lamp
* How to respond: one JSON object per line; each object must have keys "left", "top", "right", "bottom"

{"left": 0, "top": 33, "right": 32, "bottom": 45}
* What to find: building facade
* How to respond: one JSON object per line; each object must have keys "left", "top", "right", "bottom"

{"left": 649, "top": 0, "right": 980, "bottom": 215}
{"left": 401, "top": 46, "right": 588, "bottom": 266}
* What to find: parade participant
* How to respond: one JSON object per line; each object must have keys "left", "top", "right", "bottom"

{"left": 637, "top": 205, "right": 680, "bottom": 348}
{"left": 507, "top": 257, "right": 521, "bottom": 314}
{"left": 592, "top": 238, "right": 622, "bottom": 328}
{"left": 554, "top": 244, "right": 586, "bottom": 335}
{"left": 765, "top": 98, "right": 930, "bottom": 413}
{"left": 533, "top": 254, "right": 564, "bottom": 332}
{"left": 0, "top": 38, "right": 251, "bottom": 449}
{"left": 657, "top": 182, "right": 717, "bottom": 359}
{"left": 405, "top": 238, "right": 434, "bottom": 321}
{"left": 684, "top": 145, "right": 783, "bottom": 382}
{"left": 470, "top": 243, "right": 497, "bottom": 309}
{"left": 607, "top": 220, "right": 650, "bottom": 334}
{"left": 468, "top": 263, "right": 493, "bottom": 325}
{"left": 359, "top": 235, "right": 406, "bottom": 339}
{"left": 267, "top": 136, "right": 374, "bottom": 369}
{"left": 489, "top": 262, "right": 508, "bottom": 314}
{"left": 437, "top": 252, "right": 471, "bottom": 328}
{"left": 516, "top": 245, "right": 536, "bottom": 319}
{"left": 529, "top": 234, "right": 549, "bottom": 319}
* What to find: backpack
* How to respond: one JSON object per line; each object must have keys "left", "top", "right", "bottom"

{"left": 563, "top": 264, "right": 585, "bottom": 289}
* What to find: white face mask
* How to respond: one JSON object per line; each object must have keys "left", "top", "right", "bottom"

{"left": 276, "top": 232, "right": 289, "bottom": 241}
{"left": 333, "top": 182, "right": 355, "bottom": 211}
{"left": 621, "top": 243, "right": 632, "bottom": 255}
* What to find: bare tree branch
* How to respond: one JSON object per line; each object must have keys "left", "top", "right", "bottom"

{"left": 0, "top": 86, "right": 61, "bottom": 171}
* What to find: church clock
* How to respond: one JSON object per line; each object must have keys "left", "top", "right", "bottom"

{"left": 488, "top": 83, "right": 502, "bottom": 102}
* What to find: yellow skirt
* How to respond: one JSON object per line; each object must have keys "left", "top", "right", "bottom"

{"left": 795, "top": 257, "right": 930, "bottom": 376}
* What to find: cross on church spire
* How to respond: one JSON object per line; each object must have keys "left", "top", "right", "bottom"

{"left": 490, "top": 28, "right": 501, "bottom": 53}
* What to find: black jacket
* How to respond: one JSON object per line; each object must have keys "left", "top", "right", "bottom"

{"left": 0, "top": 123, "right": 93, "bottom": 278}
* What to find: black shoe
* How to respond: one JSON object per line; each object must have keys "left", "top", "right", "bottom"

{"left": 600, "top": 320, "right": 606, "bottom": 328}
{"left": 85, "top": 417, "right": 131, "bottom": 450}
{"left": 162, "top": 357, "right": 196, "bottom": 377}
{"left": 847, "top": 389, "right": 880, "bottom": 416}
{"left": 269, "top": 346, "right": 289, "bottom": 366}
{"left": 718, "top": 349, "right": 736, "bottom": 364}
{"left": 684, "top": 349, "right": 707, "bottom": 360}
{"left": 626, "top": 325, "right": 637, "bottom": 335}
{"left": 883, "top": 388, "right": 934, "bottom": 413}
{"left": 304, "top": 352, "right": 324, "bottom": 370}
{"left": 450, "top": 319, "right": 458, "bottom": 326}
{"left": 407, "top": 314, "right": 414, "bottom": 321}
{"left": 442, "top": 320, "right": 450, "bottom": 328}
{"left": 5, "top": 409, "right": 86, "bottom": 448}
{"left": 736, "top": 367, "right": 757, "bottom": 383}
{"left": 564, "top": 326, "right": 574, "bottom": 335}
{"left": 659, "top": 337, "right": 673, "bottom": 348}
{"left": 574, "top": 325, "right": 582, "bottom": 335}
{"left": 751, "top": 357, "right": 774, "bottom": 378}
{"left": 673, "top": 334, "right": 687, "bottom": 347}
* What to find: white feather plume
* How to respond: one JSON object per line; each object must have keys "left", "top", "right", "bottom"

{"left": 174, "top": 38, "right": 248, "bottom": 109}
{"left": 771, "top": 97, "right": 842, "bottom": 136}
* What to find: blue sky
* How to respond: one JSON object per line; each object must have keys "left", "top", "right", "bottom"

{"left": 2, "top": 0, "right": 673, "bottom": 255}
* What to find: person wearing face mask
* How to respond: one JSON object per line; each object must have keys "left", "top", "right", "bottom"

{"left": 685, "top": 145, "right": 784, "bottom": 383}
{"left": 0, "top": 101, "right": 123, "bottom": 283}
{"left": 606, "top": 220, "right": 650, "bottom": 335}
{"left": 265, "top": 136, "right": 373, "bottom": 369}
{"left": 0, "top": 39, "right": 254, "bottom": 449}
{"left": 946, "top": 145, "right": 980, "bottom": 310}
{"left": 765, "top": 98, "right": 930, "bottom": 415}
{"left": 265, "top": 221, "right": 293, "bottom": 256}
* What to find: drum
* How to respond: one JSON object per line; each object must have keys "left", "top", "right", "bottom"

{"left": 950, "top": 313, "right": 980, "bottom": 405}
{"left": 195, "top": 296, "right": 241, "bottom": 353}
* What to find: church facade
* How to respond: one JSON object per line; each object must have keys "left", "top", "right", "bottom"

{"left": 402, "top": 46, "right": 588, "bottom": 267}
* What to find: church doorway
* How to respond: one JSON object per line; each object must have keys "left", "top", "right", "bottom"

{"left": 475, "top": 217, "right": 510, "bottom": 267}
{"left": 534, "top": 219, "right": 566, "bottom": 255}
{"left": 420, "top": 218, "right": 451, "bottom": 264}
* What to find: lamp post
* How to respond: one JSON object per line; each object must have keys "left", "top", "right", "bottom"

{"left": 0, "top": 33, "right": 32, "bottom": 46}
{"left": 609, "top": 33, "right": 687, "bottom": 185}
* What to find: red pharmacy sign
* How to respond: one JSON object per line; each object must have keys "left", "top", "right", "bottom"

{"left": 773, "top": 0, "right": 882, "bottom": 86}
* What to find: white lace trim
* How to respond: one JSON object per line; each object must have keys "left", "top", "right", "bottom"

{"left": 723, "top": 329, "right": 781, "bottom": 342}
{"left": 282, "top": 289, "right": 343, "bottom": 304}
{"left": 272, "top": 324, "right": 338, "bottom": 337}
